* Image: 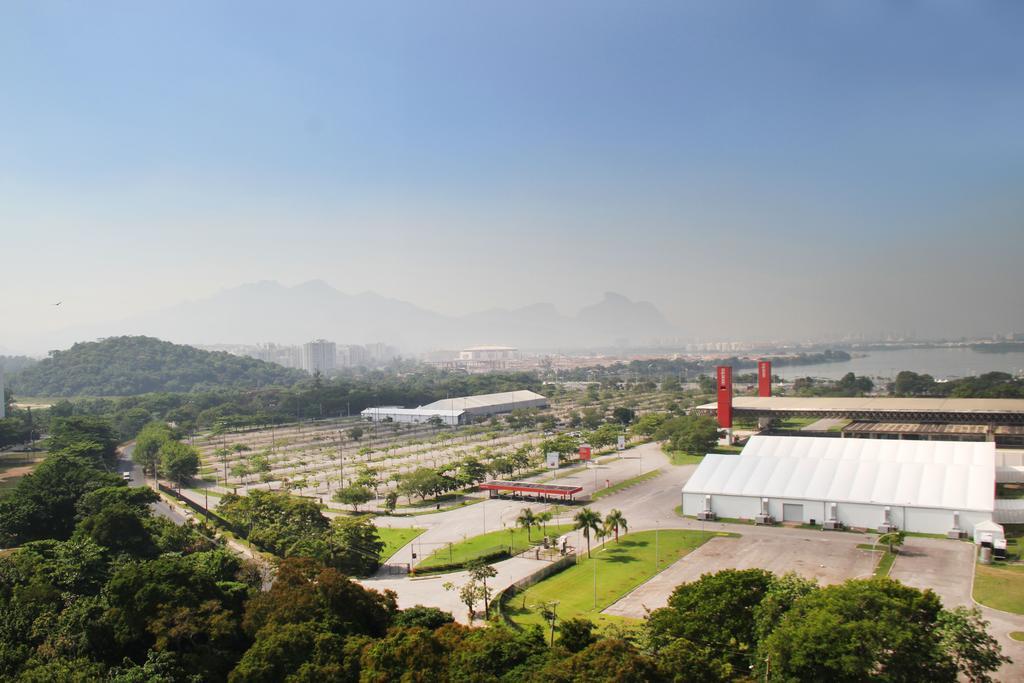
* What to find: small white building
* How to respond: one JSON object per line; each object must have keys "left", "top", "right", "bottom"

{"left": 682, "top": 435, "right": 995, "bottom": 535}
{"left": 359, "top": 406, "right": 464, "bottom": 426}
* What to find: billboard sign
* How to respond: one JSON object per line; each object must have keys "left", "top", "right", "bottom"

{"left": 617, "top": 435, "right": 626, "bottom": 450}
{"left": 579, "top": 444, "right": 592, "bottom": 461}
{"left": 546, "top": 452, "right": 560, "bottom": 469}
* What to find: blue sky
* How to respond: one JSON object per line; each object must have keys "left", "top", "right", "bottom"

{"left": 2, "top": 2, "right": 1023, "bottom": 348}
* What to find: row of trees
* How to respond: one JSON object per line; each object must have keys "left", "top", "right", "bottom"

{"left": 132, "top": 421, "right": 200, "bottom": 487}
{"left": 217, "top": 490, "right": 384, "bottom": 577}
{"left": 892, "top": 370, "right": 1024, "bottom": 398}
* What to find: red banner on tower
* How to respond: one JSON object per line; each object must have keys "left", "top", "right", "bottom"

{"left": 716, "top": 365, "right": 733, "bottom": 428}
{"left": 758, "top": 360, "right": 772, "bottom": 397}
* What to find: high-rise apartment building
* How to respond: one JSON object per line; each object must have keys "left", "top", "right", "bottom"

{"left": 301, "top": 339, "right": 337, "bottom": 374}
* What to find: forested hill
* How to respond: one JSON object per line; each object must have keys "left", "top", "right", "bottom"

{"left": 11, "top": 336, "right": 307, "bottom": 396}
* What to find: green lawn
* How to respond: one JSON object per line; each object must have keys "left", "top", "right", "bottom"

{"left": 418, "top": 523, "right": 575, "bottom": 569}
{"left": 505, "top": 529, "right": 734, "bottom": 631}
{"left": 858, "top": 545, "right": 899, "bottom": 577}
{"left": 974, "top": 563, "right": 1024, "bottom": 614}
{"left": 592, "top": 469, "right": 663, "bottom": 500}
{"left": 997, "top": 483, "right": 1024, "bottom": 500}
{"left": 378, "top": 527, "right": 425, "bottom": 562}
{"left": 774, "top": 417, "right": 820, "bottom": 431}
{"left": 665, "top": 444, "right": 741, "bottom": 466}
{"left": 666, "top": 452, "right": 704, "bottom": 465}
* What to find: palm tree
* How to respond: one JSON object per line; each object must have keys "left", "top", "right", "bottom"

{"left": 605, "top": 509, "right": 628, "bottom": 543}
{"left": 536, "top": 510, "right": 554, "bottom": 537}
{"left": 517, "top": 508, "right": 537, "bottom": 541}
{"left": 573, "top": 507, "right": 603, "bottom": 558}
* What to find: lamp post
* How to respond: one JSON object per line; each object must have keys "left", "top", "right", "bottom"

{"left": 655, "top": 521, "right": 660, "bottom": 570}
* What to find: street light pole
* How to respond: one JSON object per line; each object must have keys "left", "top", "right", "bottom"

{"left": 593, "top": 545, "right": 598, "bottom": 609}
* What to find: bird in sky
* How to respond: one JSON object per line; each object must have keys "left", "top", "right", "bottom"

{"left": 53, "top": 301, "right": 62, "bottom": 306}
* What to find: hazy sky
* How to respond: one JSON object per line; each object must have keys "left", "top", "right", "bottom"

{"left": 2, "top": 1, "right": 1023, "bottom": 349}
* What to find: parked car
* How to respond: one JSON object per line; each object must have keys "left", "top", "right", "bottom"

{"left": 122, "top": 471, "right": 132, "bottom": 482}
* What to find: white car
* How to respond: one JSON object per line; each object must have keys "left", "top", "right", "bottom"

{"left": 122, "top": 471, "right": 132, "bottom": 481}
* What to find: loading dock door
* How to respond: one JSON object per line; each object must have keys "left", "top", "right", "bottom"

{"left": 783, "top": 504, "right": 803, "bottom": 523}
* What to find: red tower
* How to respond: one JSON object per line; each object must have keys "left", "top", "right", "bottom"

{"left": 757, "top": 360, "right": 772, "bottom": 397}
{"left": 716, "top": 365, "right": 733, "bottom": 428}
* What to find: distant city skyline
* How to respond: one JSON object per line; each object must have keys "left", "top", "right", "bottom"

{"left": 3, "top": 3, "right": 1023, "bottom": 348}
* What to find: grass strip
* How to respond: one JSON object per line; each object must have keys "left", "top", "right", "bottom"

{"left": 505, "top": 529, "right": 735, "bottom": 631}
{"left": 377, "top": 527, "right": 426, "bottom": 562}
{"left": 593, "top": 469, "right": 662, "bottom": 500}
{"left": 418, "top": 523, "right": 575, "bottom": 569}
{"left": 974, "top": 563, "right": 1024, "bottom": 615}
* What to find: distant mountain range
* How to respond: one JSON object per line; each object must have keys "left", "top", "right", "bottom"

{"left": 26, "top": 281, "right": 677, "bottom": 353}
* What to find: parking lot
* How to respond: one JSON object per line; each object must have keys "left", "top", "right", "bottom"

{"left": 604, "top": 531, "right": 878, "bottom": 618}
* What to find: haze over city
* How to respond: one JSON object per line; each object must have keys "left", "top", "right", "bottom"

{"left": 3, "top": 2, "right": 1024, "bottom": 353}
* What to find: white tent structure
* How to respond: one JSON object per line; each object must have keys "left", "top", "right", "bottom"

{"left": 682, "top": 435, "right": 995, "bottom": 535}
{"left": 360, "top": 390, "right": 548, "bottom": 426}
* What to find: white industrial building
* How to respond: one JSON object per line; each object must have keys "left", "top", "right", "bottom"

{"left": 682, "top": 435, "right": 995, "bottom": 536}
{"left": 360, "top": 390, "right": 547, "bottom": 426}
{"left": 360, "top": 406, "right": 465, "bottom": 426}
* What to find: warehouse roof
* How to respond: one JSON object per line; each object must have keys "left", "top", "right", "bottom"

{"left": 420, "top": 390, "right": 547, "bottom": 411}
{"left": 682, "top": 435, "right": 995, "bottom": 512}
{"left": 695, "top": 396, "right": 1024, "bottom": 414}
{"left": 843, "top": 422, "right": 990, "bottom": 436}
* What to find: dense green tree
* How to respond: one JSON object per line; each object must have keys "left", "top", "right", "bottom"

{"left": 392, "top": 606, "right": 454, "bottom": 630}
{"left": 47, "top": 416, "right": 119, "bottom": 466}
{"left": 398, "top": 467, "right": 444, "bottom": 502}
{"left": 329, "top": 516, "right": 385, "bottom": 576}
{"left": 0, "top": 453, "right": 122, "bottom": 545}
{"left": 751, "top": 572, "right": 818, "bottom": 642}
{"left": 611, "top": 406, "right": 636, "bottom": 425}
{"left": 586, "top": 423, "right": 622, "bottom": 448}
{"left": 158, "top": 440, "right": 200, "bottom": 488}
{"left": 228, "top": 622, "right": 320, "bottom": 683}
{"left": 332, "top": 485, "right": 373, "bottom": 512}
{"left": 647, "top": 568, "right": 774, "bottom": 671}
{"left": 133, "top": 421, "right": 173, "bottom": 475}
{"left": 557, "top": 617, "right": 597, "bottom": 653}
{"left": 219, "top": 491, "right": 329, "bottom": 558}
{"left": 655, "top": 637, "right": 733, "bottom": 683}
{"left": 241, "top": 558, "right": 397, "bottom": 639}
{"left": 654, "top": 415, "right": 720, "bottom": 454}
{"left": 448, "top": 624, "right": 546, "bottom": 681}
{"left": 543, "top": 638, "right": 660, "bottom": 683}
{"left": 756, "top": 577, "right": 954, "bottom": 682}
{"left": 76, "top": 501, "right": 155, "bottom": 556}
{"left": 936, "top": 606, "right": 1011, "bottom": 683}
{"left": 359, "top": 626, "right": 450, "bottom": 683}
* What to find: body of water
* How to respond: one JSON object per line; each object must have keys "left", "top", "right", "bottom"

{"left": 774, "top": 347, "right": 1024, "bottom": 381}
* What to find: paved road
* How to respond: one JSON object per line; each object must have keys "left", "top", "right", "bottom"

{"left": 890, "top": 538, "right": 1024, "bottom": 681}
{"left": 117, "top": 444, "right": 189, "bottom": 525}
{"left": 373, "top": 442, "right": 671, "bottom": 574}
{"left": 362, "top": 556, "right": 552, "bottom": 624}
